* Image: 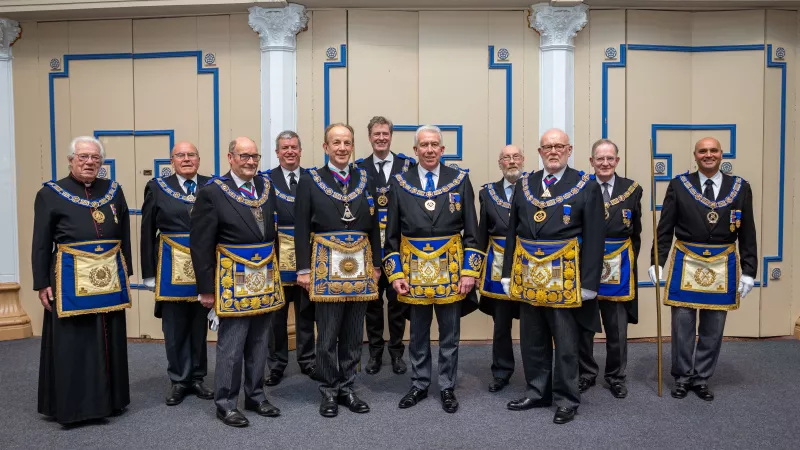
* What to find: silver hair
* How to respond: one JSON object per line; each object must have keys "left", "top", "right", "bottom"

{"left": 275, "top": 130, "right": 302, "bottom": 150}
{"left": 414, "top": 125, "right": 443, "bottom": 147}
{"left": 68, "top": 136, "right": 105, "bottom": 163}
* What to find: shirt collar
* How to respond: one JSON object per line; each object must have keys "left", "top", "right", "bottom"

{"left": 328, "top": 162, "right": 349, "bottom": 176}
{"left": 418, "top": 163, "right": 441, "bottom": 181}
{"left": 544, "top": 165, "right": 567, "bottom": 182}
{"left": 699, "top": 170, "right": 722, "bottom": 187}
{"left": 230, "top": 171, "right": 253, "bottom": 189}
{"left": 175, "top": 173, "right": 198, "bottom": 187}
{"left": 596, "top": 173, "right": 615, "bottom": 189}
{"left": 280, "top": 165, "right": 300, "bottom": 179}
{"left": 503, "top": 178, "right": 516, "bottom": 191}
{"left": 374, "top": 152, "right": 394, "bottom": 166}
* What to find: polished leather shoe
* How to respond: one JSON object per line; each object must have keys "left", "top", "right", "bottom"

{"left": 441, "top": 389, "right": 458, "bottom": 413}
{"left": 245, "top": 400, "right": 281, "bottom": 417}
{"left": 300, "top": 364, "right": 316, "bottom": 376}
{"left": 191, "top": 381, "right": 214, "bottom": 400}
{"left": 692, "top": 384, "right": 714, "bottom": 401}
{"left": 320, "top": 396, "right": 338, "bottom": 418}
{"left": 165, "top": 385, "right": 188, "bottom": 406}
{"left": 488, "top": 377, "right": 509, "bottom": 393}
{"left": 216, "top": 409, "right": 249, "bottom": 427}
{"left": 671, "top": 382, "right": 689, "bottom": 399}
{"left": 609, "top": 382, "right": 628, "bottom": 399}
{"left": 578, "top": 377, "right": 596, "bottom": 393}
{"left": 507, "top": 397, "right": 552, "bottom": 411}
{"left": 338, "top": 393, "right": 370, "bottom": 413}
{"left": 398, "top": 387, "right": 428, "bottom": 409}
{"left": 391, "top": 357, "right": 407, "bottom": 374}
{"left": 553, "top": 407, "right": 576, "bottom": 424}
{"left": 365, "top": 356, "right": 382, "bottom": 375}
{"left": 263, "top": 370, "right": 283, "bottom": 387}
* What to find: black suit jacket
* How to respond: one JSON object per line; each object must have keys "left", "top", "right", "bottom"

{"left": 190, "top": 172, "right": 278, "bottom": 295}
{"left": 501, "top": 167, "right": 606, "bottom": 332}
{"left": 651, "top": 171, "right": 757, "bottom": 278}
{"left": 356, "top": 152, "right": 415, "bottom": 189}
{"left": 265, "top": 166, "right": 302, "bottom": 227}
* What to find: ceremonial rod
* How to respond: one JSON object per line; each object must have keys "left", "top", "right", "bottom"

{"left": 650, "top": 139, "right": 664, "bottom": 397}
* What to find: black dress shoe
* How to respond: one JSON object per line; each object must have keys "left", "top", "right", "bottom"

{"left": 671, "top": 382, "right": 689, "bottom": 399}
{"left": 320, "top": 396, "right": 338, "bottom": 418}
{"left": 488, "top": 377, "right": 509, "bottom": 393}
{"left": 691, "top": 384, "right": 714, "bottom": 401}
{"left": 165, "top": 385, "right": 188, "bottom": 406}
{"left": 365, "top": 356, "right": 382, "bottom": 375}
{"left": 398, "top": 387, "right": 428, "bottom": 409}
{"left": 507, "top": 397, "right": 552, "bottom": 411}
{"left": 609, "top": 382, "right": 628, "bottom": 399}
{"left": 191, "top": 381, "right": 214, "bottom": 400}
{"left": 338, "top": 393, "right": 370, "bottom": 413}
{"left": 553, "top": 407, "right": 576, "bottom": 424}
{"left": 300, "top": 364, "right": 316, "bottom": 376}
{"left": 578, "top": 377, "right": 596, "bottom": 393}
{"left": 263, "top": 370, "right": 283, "bottom": 387}
{"left": 245, "top": 400, "right": 281, "bottom": 417}
{"left": 391, "top": 357, "right": 407, "bottom": 374}
{"left": 441, "top": 388, "right": 458, "bottom": 414}
{"left": 216, "top": 408, "right": 249, "bottom": 427}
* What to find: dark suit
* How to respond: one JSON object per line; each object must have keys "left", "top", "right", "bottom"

{"left": 295, "top": 165, "right": 381, "bottom": 398}
{"left": 357, "top": 153, "right": 412, "bottom": 361}
{"left": 502, "top": 167, "right": 605, "bottom": 409}
{"left": 651, "top": 171, "right": 756, "bottom": 386}
{"left": 263, "top": 166, "right": 315, "bottom": 375}
{"left": 384, "top": 164, "right": 480, "bottom": 391}
{"left": 190, "top": 172, "right": 279, "bottom": 412}
{"left": 477, "top": 179, "right": 520, "bottom": 382}
{"left": 577, "top": 174, "right": 642, "bottom": 385}
{"left": 141, "top": 174, "right": 211, "bottom": 388}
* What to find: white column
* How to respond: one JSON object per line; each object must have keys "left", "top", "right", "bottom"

{"left": 248, "top": 4, "right": 308, "bottom": 170}
{"left": 530, "top": 2, "right": 589, "bottom": 167}
{"left": 0, "top": 18, "right": 31, "bottom": 340}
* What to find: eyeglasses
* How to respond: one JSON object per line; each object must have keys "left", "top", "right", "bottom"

{"left": 417, "top": 142, "right": 441, "bottom": 150}
{"left": 499, "top": 155, "right": 524, "bottom": 162}
{"left": 540, "top": 144, "right": 569, "bottom": 152}
{"left": 75, "top": 154, "right": 102, "bottom": 162}
{"left": 593, "top": 156, "right": 617, "bottom": 163}
{"left": 236, "top": 153, "right": 261, "bottom": 162}
{"left": 172, "top": 152, "right": 199, "bottom": 160}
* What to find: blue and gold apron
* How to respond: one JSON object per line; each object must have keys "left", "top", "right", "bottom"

{"left": 597, "top": 238, "right": 635, "bottom": 301}
{"left": 310, "top": 231, "right": 379, "bottom": 302}
{"left": 508, "top": 237, "right": 581, "bottom": 308}
{"left": 155, "top": 233, "right": 197, "bottom": 301}
{"left": 479, "top": 236, "right": 510, "bottom": 300}
{"left": 55, "top": 240, "right": 132, "bottom": 317}
{"left": 215, "top": 242, "right": 284, "bottom": 317}
{"left": 278, "top": 227, "right": 297, "bottom": 285}
{"left": 664, "top": 241, "right": 740, "bottom": 311}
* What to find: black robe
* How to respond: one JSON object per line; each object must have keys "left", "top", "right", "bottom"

{"left": 32, "top": 175, "right": 132, "bottom": 424}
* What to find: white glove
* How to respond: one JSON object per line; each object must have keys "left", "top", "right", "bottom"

{"left": 501, "top": 278, "right": 511, "bottom": 296}
{"left": 648, "top": 265, "right": 664, "bottom": 285}
{"left": 581, "top": 289, "right": 597, "bottom": 301}
{"left": 207, "top": 308, "right": 219, "bottom": 331}
{"left": 143, "top": 277, "right": 156, "bottom": 292}
{"left": 738, "top": 275, "right": 755, "bottom": 298}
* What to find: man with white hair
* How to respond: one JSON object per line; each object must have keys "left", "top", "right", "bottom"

{"left": 33, "top": 136, "right": 134, "bottom": 425}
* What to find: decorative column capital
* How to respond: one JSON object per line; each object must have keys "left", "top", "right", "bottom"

{"left": 529, "top": 2, "right": 588, "bottom": 50}
{"left": 248, "top": 4, "right": 309, "bottom": 52}
{"left": 0, "top": 18, "right": 21, "bottom": 60}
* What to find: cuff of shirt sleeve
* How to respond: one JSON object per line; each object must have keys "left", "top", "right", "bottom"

{"left": 296, "top": 269, "right": 311, "bottom": 275}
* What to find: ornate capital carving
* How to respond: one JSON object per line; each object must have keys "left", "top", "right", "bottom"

{"left": 248, "top": 4, "right": 309, "bottom": 52}
{"left": 529, "top": 3, "right": 588, "bottom": 50}
{"left": 0, "top": 18, "right": 21, "bottom": 61}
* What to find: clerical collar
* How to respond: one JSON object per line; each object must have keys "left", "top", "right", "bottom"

{"left": 327, "top": 162, "right": 349, "bottom": 176}
{"left": 69, "top": 173, "right": 95, "bottom": 188}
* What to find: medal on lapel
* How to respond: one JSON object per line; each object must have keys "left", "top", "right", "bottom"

{"left": 707, "top": 210, "right": 719, "bottom": 224}
{"left": 735, "top": 210, "right": 742, "bottom": 228}
{"left": 533, "top": 210, "right": 546, "bottom": 223}
{"left": 92, "top": 209, "right": 105, "bottom": 224}
{"left": 425, "top": 199, "right": 436, "bottom": 211}
{"left": 562, "top": 204, "right": 571, "bottom": 225}
{"left": 367, "top": 196, "right": 375, "bottom": 216}
{"left": 454, "top": 193, "right": 461, "bottom": 211}
{"left": 110, "top": 204, "right": 119, "bottom": 224}
{"left": 378, "top": 194, "right": 388, "bottom": 206}
{"left": 622, "top": 209, "right": 631, "bottom": 227}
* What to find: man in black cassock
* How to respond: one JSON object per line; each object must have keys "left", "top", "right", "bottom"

{"left": 33, "top": 136, "right": 132, "bottom": 425}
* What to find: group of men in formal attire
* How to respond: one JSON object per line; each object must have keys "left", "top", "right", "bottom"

{"left": 32, "top": 117, "right": 757, "bottom": 427}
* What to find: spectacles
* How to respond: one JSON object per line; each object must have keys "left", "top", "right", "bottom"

{"left": 593, "top": 156, "right": 617, "bottom": 163}
{"left": 236, "top": 153, "right": 261, "bottom": 162}
{"left": 75, "top": 154, "right": 102, "bottom": 162}
{"left": 417, "top": 142, "right": 441, "bottom": 150}
{"left": 540, "top": 144, "right": 569, "bottom": 152}
{"left": 172, "top": 152, "right": 199, "bottom": 160}
{"left": 500, "top": 155, "right": 524, "bottom": 162}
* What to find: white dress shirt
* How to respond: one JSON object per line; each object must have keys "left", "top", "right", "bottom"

{"left": 418, "top": 164, "right": 441, "bottom": 190}
{"left": 175, "top": 173, "right": 199, "bottom": 194}
{"left": 230, "top": 171, "right": 258, "bottom": 199}
{"left": 281, "top": 166, "right": 301, "bottom": 189}
{"left": 503, "top": 178, "right": 516, "bottom": 200}
{"left": 541, "top": 166, "right": 568, "bottom": 191}
{"left": 597, "top": 174, "right": 616, "bottom": 200}
{"left": 698, "top": 170, "right": 723, "bottom": 200}
{"left": 373, "top": 152, "right": 394, "bottom": 182}
{"left": 328, "top": 162, "right": 350, "bottom": 177}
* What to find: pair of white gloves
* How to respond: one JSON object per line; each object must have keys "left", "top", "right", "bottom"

{"left": 647, "top": 266, "right": 754, "bottom": 298}
{"left": 144, "top": 277, "right": 220, "bottom": 330}
{"left": 500, "top": 278, "right": 597, "bottom": 300}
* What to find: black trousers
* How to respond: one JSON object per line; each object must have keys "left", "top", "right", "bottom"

{"left": 161, "top": 301, "right": 209, "bottom": 386}
{"left": 490, "top": 300, "right": 516, "bottom": 380}
{"left": 578, "top": 300, "right": 629, "bottom": 384}
{"left": 315, "top": 301, "right": 368, "bottom": 398}
{"left": 365, "top": 274, "right": 408, "bottom": 359}
{"left": 267, "top": 286, "right": 316, "bottom": 373}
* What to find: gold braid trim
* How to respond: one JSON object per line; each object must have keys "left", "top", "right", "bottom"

{"left": 663, "top": 240, "right": 741, "bottom": 311}
{"left": 478, "top": 236, "right": 511, "bottom": 300}
{"left": 313, "top": 233, "right": 369, "bottom": 253}
{"left": 309, "top": 235, "right": 378, "bottom": 302}
{"left": 597, "top": 238, "right": 635, "bottom": 302}
{"left": 674, "top": 241, "right": 736, "bottom": 262}
{"left": 398, "top": 292, "right": 464, "bottom": 305}
{"left": 401, "top": 235, "right": 460, "bottom": 260}
{"left": 217, "top": 244, "right": 274, "bottom": 269}
{"left": 155, "top": 234, "right": 197, "bottom": 302}
{"left": 55, "top": 241, "right": 132, "bottom": 317}
{"left": 57, "top": 240, "right": 121, "bottom": 259}
{"left": 513, "top": 238, "right": 576, "bottom": 264}
{"left": 161, "top": 234, "right": 191, "bottom": 255}
{"left": 605, "top": 182, "right": 639, "bottom": 209}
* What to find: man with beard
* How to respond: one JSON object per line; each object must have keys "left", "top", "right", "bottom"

{"left": 33, "top": 136, "right": 132, "bottom": 425}
{"left": 356, "top": 116, "right": 414, "bottom": 376}
{"left": 649, "top": 137, "right": 756, "bottom": 401}
{"left": 141, "top": 141, "right": 213, "bottom": 406}
{"left": 577, "top": 139, "right": 642, "bottom": 399}
{"left": 478, "top": 145, "right": 524, "bottom": 393}
{"left": 501, "top": 128, "right": 604, "bottom": 424}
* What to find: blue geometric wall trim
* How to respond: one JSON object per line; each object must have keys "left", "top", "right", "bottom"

{"left": 488, "top": 45, "right": 512, "bottom": 145}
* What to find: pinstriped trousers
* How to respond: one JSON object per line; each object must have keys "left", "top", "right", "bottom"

{"left": 315, "top": 301, "right": 368, "bottom": 398}
{"left": 214, "top": 313, "right": 273, "bottom": 412}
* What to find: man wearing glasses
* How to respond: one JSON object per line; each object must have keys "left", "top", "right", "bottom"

{"left": 191, "top": 137, "right": 284, "bottom": 427}
{"left": 142, "top": 142, "right": 213, "bottom": 406}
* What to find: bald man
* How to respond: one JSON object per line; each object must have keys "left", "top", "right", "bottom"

{"left": 649, "top": 137, "right": 756, "bottom": 401}
{"left": 142, "top": 142, "right": 213, "bottom": 406}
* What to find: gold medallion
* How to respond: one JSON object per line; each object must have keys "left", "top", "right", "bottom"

{"left": 449, "top": 204, "right": 455, "bottom": 213}
{"left": 735, "top": 219, "right": 741, "bottom": 228}
{"left": 92, "top": 210, "right": 105, "bottom": 224}
{"left": 533, "top": 210, "right": 547, "bottom": 223}
{"left": 730, "top": 224, "right": 736, "bottom": 232}
{"left": 707, "top": 210, "right": 719, "bottom": 224}
{"left": 186, "top": 194, "right": 196, "bottom": 203}
{"left": 377, "top": 194, "right": 388, "bottom": 206}
{"left": 425, "top": 199, "right": 436, "bottom": 211}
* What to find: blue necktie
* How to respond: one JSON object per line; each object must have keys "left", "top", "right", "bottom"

{"left": 425, "top": 172, "right": 435, "bottom": 192}
{"left": 184, "top": 179, "right": 196, "bottom": 195}
{"left": 505, "top": 186, "right": 513, "bottom": 201}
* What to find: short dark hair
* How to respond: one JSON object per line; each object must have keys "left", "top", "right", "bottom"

{"left": 367, "top": 116, "right": 393, "bottom": 135}
{"left": 591, "top": 139, "right": 619, "bottom": 157}
{"left": 324, "top": 123, "right": 355, "bottom": 144}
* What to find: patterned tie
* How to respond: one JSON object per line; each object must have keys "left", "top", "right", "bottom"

{"left": 544, "top": 174, "right": 557, "bottom": 188}
{"left": 703, "top": 179, "right": 715, "bottom": 201}
{"left": 184, "top": 179, "right": 196, "bottom": 195}
{"left": 425, "top": 171, "right": 435, "bottom": 192}
{"left": 602, "top": 182, "right": 611, "bottom": 203}
{"left": 239, "top": 181, "right": 255, "bottom": 199}
{"left": 289, "top": 172, "right": 297, "bottom": 196}
{"left": 377, "top": 161, "right": 389, "bottom": 185}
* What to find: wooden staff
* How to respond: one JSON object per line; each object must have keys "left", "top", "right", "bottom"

{"left": 650, "top": 139, "right": 664, "bottom": 397}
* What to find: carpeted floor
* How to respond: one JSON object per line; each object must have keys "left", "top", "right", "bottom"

{"left": 0, "top": 338, "right": 798, "bottom": 449}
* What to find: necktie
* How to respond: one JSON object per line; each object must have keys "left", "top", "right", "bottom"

{"left": 703, "top": 179, "right": 715, "bottom": 201}
{"left": 240, "top": 181, "right": 255, "bottom": 199}
{"left": 289, "top": 172, "right": 297, "bottom": 196}
{"left": 505, "top": 185, "right": 514, "bottom": 201}
{"left": 339, "top": 171, "right": 348, "bottom": 190}
{"left": 544, "top": 174, "right": 556, "bottom": 187}
{"left": 425, "top": 172, "right": 435, "bottom": 192}
{"left": 602, "top": 182, "right": 611, "bottom": 203}
{"left": 377, "top": 161, "right": 388, "bottom": 185}
{"left": 184, "top": 179, "right": 196, "bottom": 195}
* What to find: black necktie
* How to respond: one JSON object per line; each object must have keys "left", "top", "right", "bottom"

{"left": 289, "top": 172, "right": 297, "bottom": 195}
{"left": 703, "top": 179, "right": 715, "bottom": 201}
{"left": 377, "top": 161, "right": 388, "bottom": 185}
